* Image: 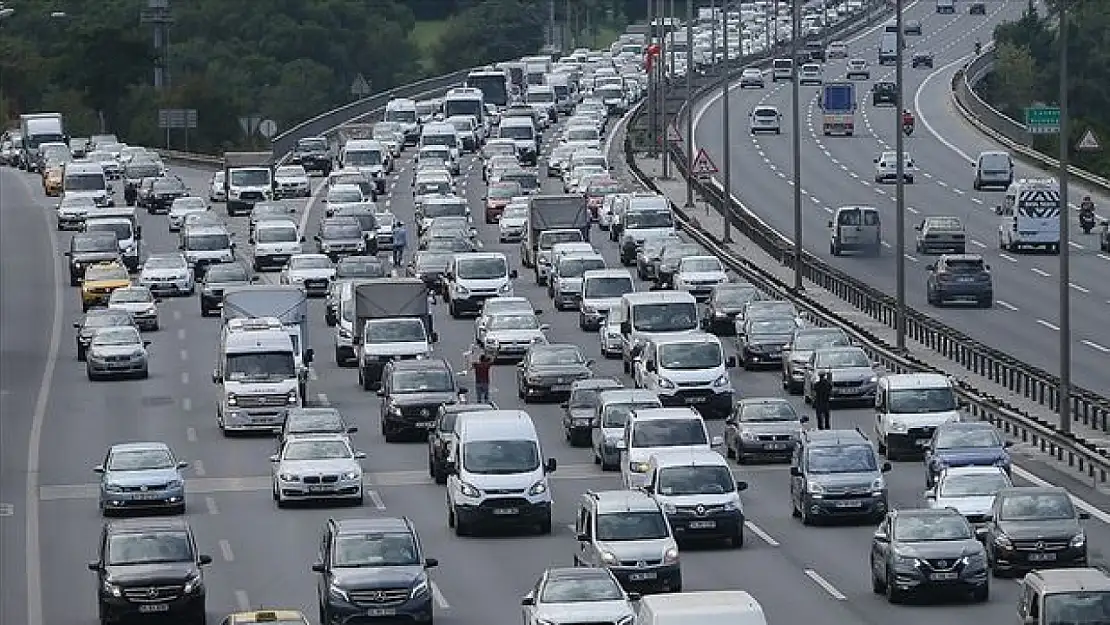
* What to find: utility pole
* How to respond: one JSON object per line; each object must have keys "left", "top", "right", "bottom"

{"left": 661, "top": 0, "right": 673, "bottom": 178}
{"left": 647, "top": 0, "right": 657, "bottom": 157}
{"left": 721, "top": 1, "right": 733, "bottom": 243}
{"left": 548, "top": 0, "right": 556, "bottom": 51}
{"left": 139, "top": 0, "right": 173, "bottom": 89}
{"left": 684, "top": 0, "right": 695, "bottom": 210}
{"left": 894, "top": 0, "right": 907, "bottom": 351}
{"left": 1057, "top": 1, "right": 1072, "bottom": 433}
{"left": 791, "top": 0, "right": 803, "bottom": 291}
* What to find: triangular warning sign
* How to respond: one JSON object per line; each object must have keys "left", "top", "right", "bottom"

{"left": 1076, "top": 129, "right": 1101, "bottom": 152}
{"left": 666, "top": 122, "right": 682, "bottom": 143}
{"left": 692, "top": 148, "right": 718, "bottom": 177}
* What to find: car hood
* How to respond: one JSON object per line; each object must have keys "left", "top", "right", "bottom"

{"left": 996, "top": 519, "right": 1082, "bottom": 540}
{"left": 327, "top": 201, "right": 365, "bottom": 212}
{"left": 746, "top": 332, "right": 794, "bottom": 345}
{"left": 90, "top": 344, "right": 143, "bottom": 357}
{"left": 581, "top": 296, "right": 622, "bottom": 310}
{"left": 808, "top": 471, "right": 879, "bottom": 490}
{"left": 825, "top": 366, "right": 877, "bottom": 381}
{"left": 932, "top": 447, "right": 1009, "bottom": 467}
{"left": 678, "top": 270, "right": 726, "bottom": 281}
{"left": 362, "top": 341, "right": 430, "bottom": 356}
{"left": 331, "top": 565, "right": 424, "bottom": 589}
{"left": 105, "top": 562, "right": 198, "bottom": 586}
{"left": 104, "top": 468, "right": 181, "bottom": 488}
{"left": 526, "top": 364, "right": 591, "bottom": 377}
{"left": 737, "top": 420, "right": 803, "bottom": 436}
{"left": 787, "top": 348, "right": 816, "bottom": 364}
{"left": 930, "top": 494, "right": 995, "bottom": 518}
{"left": 321, "top": 236, "right": 364, "bottom": 246}
{"left": 597, "top": 539, "right": 669, "bottom": 561}
{"left": 141, "top": 268, "right": 189, "bottom": 279}
{"left": 72, "top": 250, "right": 119, "bottom": 262}
{"left": 278, "top": 458, "right": 361, "bottom": 474}
{"left": 895, "top": 539, "right": 982, "bottom": 560}
{"left": 568, "top": 407, "right": 593, "bottom": 420}
{"left": 286, "top": 269, "right": 334, "bottom": 281}
{"left": 500, "top": 216, "right": 528, "bottom": 227}
{"left": 535, "top": 601, "right": 632, "bottom": 622}
{"left": 391, "top": 391, "right": 458, "bottom": 407}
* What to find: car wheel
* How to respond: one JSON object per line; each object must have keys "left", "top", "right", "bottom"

{"left": 872, "top": 567, "right": 887, "bottom": 593}
{"left": 972, "top": 582, "right": 989, "bottom": 602}
{"left": 885, "top": 568, "right": 905, "bottom": 603}
{"left": 537, "top": 515, "right": 552, "bottom": 535}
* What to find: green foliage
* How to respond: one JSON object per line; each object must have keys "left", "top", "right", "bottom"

{"left": 431, "top": 0, "right": 548, "bottom": 73}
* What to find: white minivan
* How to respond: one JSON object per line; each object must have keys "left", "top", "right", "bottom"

{"left": 633, "top": 332, "right": 737, "bottom": 419}
{"left": 618, "top": 407, "right": 722, "bottom": 489}
{"left": 643, "top": 449, "right": 748, "bottom": 547}
{"left": 612, "top": 291, "right": 699, "bottom": 372}
{"left": 445, "top": 410, "right": 558, "bottom": 535}
{"left": 444, "top": 252, "right": 518, "bottom": 317}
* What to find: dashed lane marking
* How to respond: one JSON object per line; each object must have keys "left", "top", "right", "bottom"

{"left": 368, "top": 490, "right": 386, "bottom": 510}
{"left": 1030, "top": 268, "right": 1051, "bottom": 277}
{"left": 1081, "top": 339, "right": 1110, "bottom": 354}
{"left": 180, "top": 371, "right": 189, "bottom": 385}
{"left": 193, "top": 460, "right": 206, "bottom": 476}
{"left": 186, "top": 426, "right": 197, "bottom": 442}
{"left": 235, "top": 590, "right": 251, "bottom": 612}
{"left": 205, "top": 496, "right": 220, "bottom": 515}
{"left": 1036, "top": 319, "right": 1060, "bottom": 331}
{"left": 431, "top": 581, "right": 450, "bottom": 609}
{"left": 744, "top": 521, "right": 779, "bottom": 547}
{"left": 219, "top": 539, "right": 234, "bottom": 562}
{"left": 805, "top": 569, "right": 847, "bottom": 600}
{"left": 996, "top": 300, "right": 1019, "bottom": 311}
{"left": 1070, "top": 283, "right": 1089, "bottom": 294}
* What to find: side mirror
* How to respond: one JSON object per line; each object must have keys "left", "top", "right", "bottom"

{"left": 143, "top": 340, "right": 151, "bottom": 347}
{"left": 424, "top": 557, "right": 439, "bottom": 568}
{"left": 544, "top": 458, "right": 558, "bottom": 473}
{"left": 197, "top": 554, "right": 213, "bottom": 566}
{"left": 248, "top": 237, "right": 255, "bottom": 244}
{"left": 211, "top": 369, "right": 221, "bottom": 383}
{"left": 376, "top": 388, "right": 386, "bottom": 397}
{"left": 354, "top": 451, "right": 367, "bottom": 459}
{"left": 873, "top": 530, "right": 889, "bottom": 543}
{"left": 135, "top": 226, "right": 143, "bottom": 238}
{"left": 726, "top": 356, "right": 737, "bottom": 368}
{"left": 994, "top": 205, "right": 1003, "bottom": 215}
{"left": 314, "top": 234, "right": 321, "bottom": 241}
{"left": 736, "top": 480, "right": 749, "bottom": 492}
{"left": 560, "top": 402, "right": 569, "bottom": 409}
{"left": 645, "top": 360, "right": 657, "bottom": 372}
{"left": 300, "top": 236, "right": 306, "bottom": 242}
{"left": 872, "top": 158, "right": 878, "bottom": 163}
{"left": 64, "top": 251, "right": 72, "bottom": 257}
{"left": 444, "top": 461, "right": 457, "bottom": 475}
{"left": 914, "top": 224, "right": 922, "bottom": 230}
{"left": 305, "top": 348, "right": 314, "bottom": 364}
{"left": 985, "top": 264, "right": 991, "bottom": 270}
{"left": 827, "top": 219, "right": 833, "bottom": 228}
{"left": 87, "top": 561, "right": 101, "bottom": 571}
{"left": 269, "top": 455, "right": 279, "bottom": 463}
{"left": 975, "top": 526, "right": 989, "bottom": 541}
{"left": 576, "top": 533, "right": 590, "bottom": 542}
{"left": 430, "top": 332, "right": 439, "bottom": 343}
{"left": 926, "top": 263, "right": 936, "bottom": 271}
{"left": 539, "top": 323, "right": 550, "bottom": 332}
{"left": 642, "top": 483, "right": 654, "bottom": 494}
{"left": 521, "top": 596, "right": 535, "bottom": 607}
{"left": 311, "top": 562, "right": 325, "bottom": 573}
{"left": 789, "top": 466, "right": 803, "bottom": 477}
{"left": 923, "top": 490, "right": 936, "bottom": 499}
{"left": 73, "top": 322, "right": 82, "bottom": 329}
{"left": 881, "top": 461, "right": 893, "bottom": 472}
{"left": 176, "top": 461, "right": 189, "bottom": 469}
{"left": 509, "top": 269, "right": 518, "bottom": 279}
{"left": 93, "top": 465, "right": 105, "bottom": 474}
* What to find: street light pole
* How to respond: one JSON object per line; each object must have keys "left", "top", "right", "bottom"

{"left": 894, "top": 0, "right": 907, "bottom": 351}
{"left": 721, "top": 1, "right": 733, "bottom": 243}
{"left": 647, "top": 0, "right": 657, "bottom": 158}
{"left": 791, "top": 0, "right": 803, "bottom": 291}
{"left": 684, "top": 0, "right": 695, "bottom": 210}
{"left": 1057, "top": 1, "right": 1072, "bottom": 434}
{"left": 661, "top": 0, "right": 673, "bottom": 178}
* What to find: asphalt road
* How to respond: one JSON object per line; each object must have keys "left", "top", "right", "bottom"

{"left": 693, "top": 0, "right": 1110, "bottom": 391}
{"left": 2, "top": 104, "right": 1106, "bottom": 625}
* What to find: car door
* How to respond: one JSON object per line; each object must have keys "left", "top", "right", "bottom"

{"left": 316, "top": 525, "right": 332, "bottom": 603}
{"left": 635, "top": 341, "right": 656, "bottom": 389}
{"left": 522, "top": 576, "right": 543, "bottom": 624}
{"left": 576, "top": 505, "right": 598, "bottom": 566}
{"left": 871, "top": 516, "right": 892, "bottom": 580}
{"left": 789, "top": 443, "right": 804, "bottom": 509}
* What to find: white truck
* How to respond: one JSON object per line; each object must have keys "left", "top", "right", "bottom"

{"left": 354, "top": 278, "right": 438, "bottom": 391}
{"left": 223, "top": 151, "right": 274, "bottom": 216}
{"left": 19, "top": 112, "right": 66, "bottom": 172}
{"left": 637, "top": 591, "right": 767, "bottom": 625}
{"left": 996, "top": 178, "right": 1061, "bottom": 253}
{"left": 221, "top": 285, "right": 313, "bottom": 396}
{"left": 212, "top": 316, "right": 303, "bottom": 435}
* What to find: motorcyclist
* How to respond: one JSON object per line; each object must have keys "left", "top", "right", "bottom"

{"left": 902, "top": 109, "right": 915, "bottom": 128}
{"left": 1080, "top": 196, "right": 1095, "bottom": 212}
{"left": 1080, "top": 196, "right": 1096, "bottom": 233}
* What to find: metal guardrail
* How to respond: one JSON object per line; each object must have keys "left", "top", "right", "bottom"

{"left": 952, "top": 47, "right": 1110, "bottom": 192}
{"left": 620, "top": 105, "right": 1110, "bottom": 487}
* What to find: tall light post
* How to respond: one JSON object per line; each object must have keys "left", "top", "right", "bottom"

{"left": 1057, "top": 1, "right": 1072, "bottom": 433}
{"left": 721, "top": 2, "right": 733, "bottom": 243}
{"left": 647, "top": 0, "right": 657, "bottom": 158}
{"left": 790, "top": 0, "right": 803, "bottom": 291}
{"left": 894, "top": 0, "right": 907, "bottom": 351}
{"left": 684, "top": 0, "right": 695, "bottom": 210}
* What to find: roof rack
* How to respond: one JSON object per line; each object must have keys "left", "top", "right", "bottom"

{"left": 225, "top": 317, "right": 284, "bottom": 333}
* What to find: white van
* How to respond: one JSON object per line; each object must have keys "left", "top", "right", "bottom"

{"left": 579, "top": 268, "right": 635, "bottom": 331}
{"left": 612, "top": 291, "right": 699, "bottom": 371}
{"left": 383, "top": 98, "right": 420, "bottom": 145}
{"left": 638, "top": 591, "right": 767, "bottom": 625}
{"left": 771, "top": 58, "right": 794, "bottom": 81}
{"left": 997, "top": 178, "right": 1061, "bottom": 253}
{"left": 619, "top": 407, "right": 722, "bottom": 489}
{"left": 973, "top": 150, "right": 1014, "bottom": 190}
{"left": 444, "top": 252, "right": 518, "bottom": 317}
{"left": 644, "top": 449, "right": 748, "bottom": 547}
{"left": 250, "top": 218, "right": 303, "bottom": 271}
{"left": 497, "top": 116, "right": 538, "bottom": 165}
{"left": 634, "top": 332, "right": 737, "bottom": 419}
{"left": 829, "top": 205, "right": 881, "bottom": 256}
{"left": 874, "top": 372, "right": 964, "bottom": 460}
{"left": 339, "top": 139, "right": 391, "bottom": 195}
{"left": 63, "top": 161, "right": 112, "bottom": 207}
{"left": 445, "top": 410, "right": 558, "bottom": 535}
{"left": 419, "top": 122, "right": 461, "bottom": 161}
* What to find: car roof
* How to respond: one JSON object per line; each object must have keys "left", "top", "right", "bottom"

{"left": 649, "top": 448, "right": 728, "bottom": 469}
{"left": 544, "top": 566, "right": 615, "bottom": 582}
{"left": 570, "top": 378, "right": 622, "bottom": 390}
{"left": 632, "top": 407, "right": 702, "bottom": 421}
{"left": 598, "top": 389, "right": 662, "bottom": 404}
{"left": 333, "top": 516, "right": 412, "bottom": 534}
{"left": 109, "top": 441, "right": 170, "bottom": 452}
{"left": 881, "top": 372, "right": 951, "bottom": 389}
{"left": 587, "top": 489, "right": 661, "bottom": 513}
{"left": 802, "top": 428, "right": 869, "bottom": 446}
{"left": 107, "top": 517, "right": 191, "bottom": 533}
{"left": 389, "top": 358, "right": 451, "bottom": 372}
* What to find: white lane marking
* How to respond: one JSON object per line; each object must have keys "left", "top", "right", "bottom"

{"left": 1069, "top": 282, "right": 1089, "bottom": 293}
{"left": 182, "top": 397, "right": 192, "bottom": 412}
{"left": 1098, "top": 253, "right": 1110, "bottom": 262}
{"left": 172, "top": 309, "right": 181, "bottom": 321}
{"left": 431, "top": 581, "right": 450, "bottom": 609}
{"left": 805, "top": 569, "right": 847, "bottom": 600}
{"left": 368, "top": 490, "right": 386, "bottom": 510}
{"left": 317, "top": 393, "right": 329, "bottom": 405}
{"left": 235, "top": 590, "right": 251, "bottom": 612}
{"left": 308, "top": 367, "right": 318, "bottom": 381}
{"left": 1013, "top": 466, "right": 1110, "bottom": 524}
{"left": 1069, "top": 241, "right": 1084, "bottom": 250}
{"left": 916, "top": 50, "right": 974, "bottom": 162}
{"left": 180, "top": 371, "right": 189, "bottom": 385}
{"left": 999, "top": 254, "right": 1018, "bottom": 263}
{"left": 996, "top": 300, "right": 1019, "bottom": 311}
{"left": 971, "top": 240, "right": 987, "bottom": 248}
{"left": 1031, "top": 267, "right": 1051, "bottom": 277}
{"left": 904, "top": 254, "right": 918, "bottom": 263}
{"left": 744, "top": 520, "right": 779, "bottom": 546}
{"left": 205, "top": 496, "right": 220, "bottom": 515}
{"left": 906, "top": 206, "right": 919, "bottom": 214}
{"left": 1081, "top": 339, "right": 1110, "bottom": 354}
{"left": 219, "top": 539, "right": 234, "bottom": 562}
{"left": 193, "top": 460, "right": 206, "bottom": 476}
{"left": 176, "top": 328, "right": 186, "bottom": 340}
{"left": 180, "top": 349, "right": 188, "bottom": 361}
{"left": 1036, "top": 319, "right": 1060, "bottom": 331}
{"left": 186, "top": 426, "right": 197, "bottom": 442}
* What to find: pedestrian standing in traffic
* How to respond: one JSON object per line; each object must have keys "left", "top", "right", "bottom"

{"left": 470, "top": 352, "right": 493, "bottom": 403}
{"left": 813, "top": 370, "right": 833, "bottom": 430}
{"left": 392, "top": 220, "right": 408, "bottom": 267}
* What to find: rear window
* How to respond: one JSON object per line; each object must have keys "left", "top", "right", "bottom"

{"left": 773, "top": 59, "right": 793, "bottom": 69}
{"left": 945, "top": 259, "right": 985, "bottom": 272}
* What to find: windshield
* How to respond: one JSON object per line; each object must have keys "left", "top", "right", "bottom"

{"left": 926, "top": 217, "right": 962, "bottom": 230}
{"left": 540, "top": 576, "right": 623, "bottom": 602}
{"left": 748, "top": 318, "right": 797, "bottom": 335}
{"left": 626, "top": 210, "right": 673, "bottom": 229}
{"left": 528, "top": 90, "right": 554, "bottom": 103}
{"left": 92, "top": 327, "right": 139, "bottom": 346}
{"left": 754, "top": 108, "right": 778, "bottom": 118}
{"left": 365, "top": 319, "right": 426, "bottom": 343}
{"left": 107, "top": 449, "right": 173, "bottom": 471}
{"left": 107, "top": 532, "right": 192, "bottom": 565}
{"left": 632, "top": 419, "right": 707, "bottom": 447}
{"left": 229, "top": 169, "right": 270, "bottom": 186}
{"left": 558, "top": 257, "right": 605, "bottom": 278}
{"left": 662, "top": 245, "right": 701, "bottom": 265}
{"left": 385, "top": 109, "right": 417, "bottom": 123}
{"left": 658, "top": 342, "right": 722, "bottom": 369}
{"left": 893, "top": 514, "right": 972, "bottom": 541}
{"left": 60, "top": 197, "right": 97, "bottom": 211}
{"left": 538, "top": 231, "right": 583, "bottom": 249}
{"left": 64, "top": 173, "right": 106, "bottom": 191}
{"left": 748, "top": 302, "right": 796, "bottom": 319}
{"left": 423, "top": 201, "right": 466, "bottom": 218}
{"left": 276, "top": 166, "right": 306, "bottom": 177}
{"left": 657, "top": 465, "right": 735, "bottom": 496}
{"left": 282, "top": 440, "right": 352, "bottom": 460}
{"left": 489, "top": 184, "right": 519, "bottom": 199}
{"left": 329, "top": 189, "right": 363, "bottom": 204}
{"left": 488, "top": 314, "right": 540, "bottom": 331}
{"left": 392, "top": 369, "right": 453, "bottom": 393}
{"left": 806, "top": 445, "right": 877, "bottom": 473}
{"left": 602, "top": 402, "right": 657, "bottom": 428}
{"left": 85, "top": 313, "right": 132, "bottom": 328}
{"left": 422, "top": 133, "right": 456, "bottom": 148}
{"left": 457, "top": 258, "right": 507, "bottom": 280}
{"left": 322, "top": 223, "right": 362, "bottom": 239}
{"left": 205, "top": 265, "right": 248, "bottom": 282}
{"left": 345, "top": 150, "right": 382, "bottom": 167}
{"left": 297, "top": 138, "right": 328, "bottom": 152}
{"left": 936, "top": 427, "right": 1001, "bottom": 450}
{"left": 500, "top": 124, "right": 534, "bottom": 140}
{"left": 939, "top": 472, "right": 1010, "bottom": 497}
{"left": 84, "top": 266, "right": 128, "bottom": 282}
{"left": 596, "top": 511, "right": 669, "bottom": 541}
{"left": 503, "top": 174, "right": 538, "bottom": 190}
{"left": 888, "top": 388, "right": 957, "bottom": 414}
{"left": 333, "top": 532, "right": 419, "bottom": 567}
{"left": 186, "top": 233, "right": 230, "bottom": 251}
{"left": 584, "top": 276, "right": 632, "bottom": 298}
{"left": 290, "top": 256, "right": 332, "bottom": 270}
{"left": 413, "top": 253, "right": 451, "bottom": 272}
{"left": 462, "top": 440, "right": 540, "bottom": 474}
{"left": 86, "top": 222, "right": 133, "bottom": 241}
{"left": 288, "top": 411, "right": 343, "bottom": 434}
{"left": 794, "top": 330, "right": 850, "bottom": 350}
{"left": 373, "top": 128, "right": 399, "bottom": 141}
{"left": 632, "top": 302, "right": 697, "bottom": 332}
{"left": 739, "top": 400, "right": 798, "bottom": 422}
{"left": 337, "top": 259, "right": 384, "bottom": 277}
{"left": 945, "top": 259, "right": 986, "bottom": 273}
{"left": 1043, "top": 591, "right": 1110, "bottom": 624}
{"left": 111, "top": 289, "right": 152, "bottom": 304}
{"left": 172, "top": 199, "right": 206, "bottom": 212}
{"left": 587, "top": 182, "right": 622, "bottom": 195}
{"left": 257, "top": 227, "right": 297, "bottom": 243}
{"left": 999, "top": 493, "right": 1075, "bottom": 521}
{"left": 813, "top": 349, "right": 870, "bottom": 368}
{"left": 681, "top": 258, "right": 723, "bottom": 273}
{"left": 417, "top": 181, "right": 451, "bottom": 196}
{"left": 532, "top": 347, "right": 584, "bottom": 366}
{"left": 225, "top": 352, "right": 296, "bottom": 381}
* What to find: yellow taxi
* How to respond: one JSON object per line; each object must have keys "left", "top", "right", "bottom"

{"left": 220, "top": 609, "right": 310, "bottom": 625}
{"left": 80, "top": 261, "right": 131, "bottom": 311}
{"left": 43, "top": 163, "right": 64, "bottom": 196}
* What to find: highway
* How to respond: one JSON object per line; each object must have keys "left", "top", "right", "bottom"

{"left": 693, "top": 0, "right": 1110, "bottom": 392}
{"left": 1, "top": 104, "right": 1106, "bottom": 625}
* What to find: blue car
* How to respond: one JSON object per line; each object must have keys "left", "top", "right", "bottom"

{"left": 95, "top": 441, "right": 189, "bottom": 515}
{"left": 924, "top": 422, "right": 1012, "bottom": 488}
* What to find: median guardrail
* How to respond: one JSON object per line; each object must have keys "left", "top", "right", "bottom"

{"left": 952, "top": 46, "right": 1110, "bottom": 192}
{"left": 633, "top": 17, "right": 1110, "bottom": 443}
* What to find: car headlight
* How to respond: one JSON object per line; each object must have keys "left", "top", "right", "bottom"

{"left": 600, "top": 551, "right": 618, "bottom": 565}
{"left": 226, "top": 393, "right": 238, "bottom": 407}
{"left": 656, "top": 378, "right": 676, "bottom": 390}
{"left": 101, "top": 580, "right": 122, "bottom": 597}
{"left": 183, "top": 576, "right": 203, "bottom": 594}
{"left": 287, "top": 390, "right": 298, "bottom": 404}
{"left": 454, "top": 284, "right": 470, "bottom": 296}
{"left": 458, "top": 481, "right": 481, "bottom": 498}
{"left": 722, "top": 499, "right": 740, "bottom": 512}
{"left": 341, "top": 471, "right": 361, "bottom": 481}
{"left": 339, "top": 327, "right": 352, "bottom": 339}
{"left": 328, "top": 583, "right": 350, "bottom": 601}
{"left": 388, "top": 403, "right": 402, "bottom": 416}
{"left": 166, "top": 479, "right": 183, "bottom": 489}
{"left": 740, "top": 430, "right": 756, "bottom": 442}
{"left": 1070, "top": 532, "right": 1086, "bottom": 548}
{"left": 410, "top": 576, "right": 430, "bottom": 598}
{"left": 663, "top": 546, "right": 680, "bottom": 564}
{"left": 712, "top": 374, "right": 730, "bottom": 388}
{"left": 994, "top": 534, "right": 1013, "bottom": 549}
{"left": 528, "top": 480, "right": 547, "bottom": 496}
{"left": 963, "top": 552, "right": 987, "bottom": 567}
{"left": 104, "top": 483, "right": 123, "bottom": 494}
{"left": 870, "top": 477, "right": 885, "bottom": 492}
{"left": 893, "top": 553, "right": 918, "bottom": 568}
{"left": 279, "top": 473, "right": 299, "bottom": 482}
{"left": 807, "top": 480, "right": 825, "bottom": 495}
{"left": 629, "top": 461, "right": 649, "bottom": 473}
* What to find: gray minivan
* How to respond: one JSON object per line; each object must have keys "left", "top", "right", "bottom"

{"left": 829, "top": 206, "right": 881, "bottom": 256}
{"left": 973, "top": 150, "right": 1014, "bottom": 190}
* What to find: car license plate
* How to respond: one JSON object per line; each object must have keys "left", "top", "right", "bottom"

{"left": 686, "top": 396, "right": 708, "bottom": 404}
{"left": 138, "top": 604, "right": 170, "bottom": 613}
{"left": 930, "top": 572, "right": 959, "bottom": 581}
{"left": 835, "top": 500, "right": 864, "bottom": 508}
{"left": 765, "top": 443, "right": 788, "bottom": 450}
{"left": 629, "top": 572, "right": 657, "bottom": 581}
{"left": 1028, "top": 552, "right": 1057, "bottom": 562}
{"left": 307, "top": 485, "right": 332, "bottom": 493}
{"left": 414, "top": 421, "right": 434, "bottom": 428}
{"left": 551, "top": 384, "right": 570, "bottom": 392}
{"left": 493, "top": 508, "right": 519, "bottom": 516}
{"left": 689, "top": 521, "right": 716, "bottom": 529}
{"left": 131, "top": 492, "right": 162, "bottom": 500}
{"left": 367, "top": 608, "right": 397, "bottom": 617}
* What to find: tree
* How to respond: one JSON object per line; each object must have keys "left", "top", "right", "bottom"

{"left": 985, "top": 42, "right": 1037, "bottom": 119}
{"left": 431, "top": 0, "right": 547, "bottom": 72}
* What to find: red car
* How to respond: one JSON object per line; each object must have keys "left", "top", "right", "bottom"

{"left": 584, "top": 178, "right": 623, "bottom": 221}
{"left": 484, "top": 181, "right": 521, "bottom": 223}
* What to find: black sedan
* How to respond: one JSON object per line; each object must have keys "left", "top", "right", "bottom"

{"left": 701, "top": 283, "right": 761, "bottom": 335}
{"left": 912, "top": 53, "right": 934, "bottom": 69}
{"left": 561, "top": 378, "right": 623, "bottom": 447}
{"left": 870, "top": 508, "right": 989, "bottom": 603}
{"left": 74, "top": 308, "right": 136, "bottom": 361}
{"left": 872, "top": 82, "right": 897, "bottom": 106}
{"left": 517, "top": 344, "right": 593, "bottom": 402}
{"left": 427, "top": 402, "right": 497, "bottom": 484}
{"left": 146, "top": 176, "right": 188, "bottom": 214}
{"left": 197, "top": 262, "right": 253, "bottom": 317}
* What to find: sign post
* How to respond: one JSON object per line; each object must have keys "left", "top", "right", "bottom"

{"left": 350, "top": 73, "right": 372, "bottom": 99}
{"left": 666, "top": 120, "right": 682, "bottom": 144}
{"left": 157, "top": 108, "right": 198, "bottom": 150}
{"left": 1024, "top": 106, "right": 1061, "bottom": 135}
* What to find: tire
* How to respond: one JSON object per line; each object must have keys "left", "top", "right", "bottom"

{"left": 872, "top": 568, "right": 887, "bottom": 594}
{"left": 729, "top": 528, "right": 744, "bottom": 548}
{"left": 538, "top": 515, "right": 552, "bottom": 535}
{"left": 453, "top": 509, "right": 470, "bottom": 536}
{"left": 972, "top": 582, "right": 989, "bottom": 602}
{"left": 361, "top": 368, "right": 373, "bottom": 391}
{"left": 885, "top": 568, "right": 905, "bottom": 603}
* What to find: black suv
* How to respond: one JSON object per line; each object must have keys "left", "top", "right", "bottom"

{"left": 88, "top": 518, "right": 211, "bottom": 624}
{"left": 313, "top": 517, "right": 438, "bottom": 624}
{"left": 290, "top": 136, "right": 332, "bottom": 175}
{"left": 870, "top": 508, "right": 989, "bottom": 603}
{"left": 427, "top": 402, "right": 497, "bottom": 484}
{"left": 66, "top": 232, "right": 121, "bottom": 286}
{"left": 925, "top": 254, "right": 993, "bottom": 308}
{"left": 969, "top": 2, "right": 986, "bottom": 15}
{"left": 147, "top": 176, "right": 189, "bottom": 214}
{"left": 379, "top": 358, "right": 464, "bottom": 442}
{"left": 872, "top": 82, "right": 897, "bottom": 106}
{"left": 789, "top": 429, "right": 891, "bottom": 525}
{"left": 983, "top": 486, "right": 1090, "bottom": 576}
{"left": 197, "top": 261, "right": 253, "bottom": 316}
{"left": 912, "top": 53, "right": 935, "bottom": 69}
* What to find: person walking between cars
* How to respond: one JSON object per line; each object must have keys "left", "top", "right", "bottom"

{"left": 391, "top": 221, "right": 408, "bottom": 267}
{"left": 813, "top": 370, "right": 833, "bottom": 430}
{"left": 470, "top": 352, "right": 493, "bottom": 403}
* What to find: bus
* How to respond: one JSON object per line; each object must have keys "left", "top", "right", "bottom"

{"left": 442, "top": 87, "right": 486, "bottom": 127}
{"left": 465, "top": 69, "right": 510, "bottom": 108}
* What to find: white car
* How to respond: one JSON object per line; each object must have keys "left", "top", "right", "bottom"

{"left": 749, "top": 105, "right": 782, "bottom": 134}
{"left": 521, "top": 568, "right": 637, "bottom": 625}
{"left": 323, "top": 183, "right": 367, "bottom": 217}
{"left": 167, "top": 196, "right": 208, "bottom": 231}
{"left": 481, "top": 311, "right": 549, "bottom": 361}
{"left": 498, "top": 202, "right": 529, "bottom": 243}
{"left": 273, "top": 164, "right": 311, "bottom": 198}
{"left": 846, "top": 58, "right": 870, "bottom": 80}
{"left": 279, "top": 253, "right": 336, "bottom": 297}
{"left": 799, "top": 63, "right": 823, "bottom": 85}
{"left": 473, "top": 296, "right": 535, "bottom": 345}
{"left": 208, "top": 171, "right": 226, "bottom": 202}
{"left": 827, "top": 41, "right": 849, "bottom": 59}
{"left": 417, "top": 145, "right": 459, "bottom": 175}
{"left": 56, "top": 195, "right": 96, "bottom": 230}
{"left": 270, "top": 433, "right": 365, "bottom": 508}
{"left": 739, "top": 67, "right": 765, "bottom": 88}
{"left": 873, "top": 151, "right": 915, "bottom": 183}
{"left": 673, "top": 255, "right": 729, "bottom": 299}
{"left": 107, "top": 286, "right": 159, "bottom": 331}
{"left": 137, "top": 252, "right": 194, "bottom": 296}
{"left": 563, "top": 165, "right": 606, "bottom": 194}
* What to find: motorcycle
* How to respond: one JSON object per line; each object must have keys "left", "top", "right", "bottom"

{"left": 1079, "top": 206, "right": 1096, "bottom": 234}
{"left": 902, "top": 122, "right": 914, "bottom": 136}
